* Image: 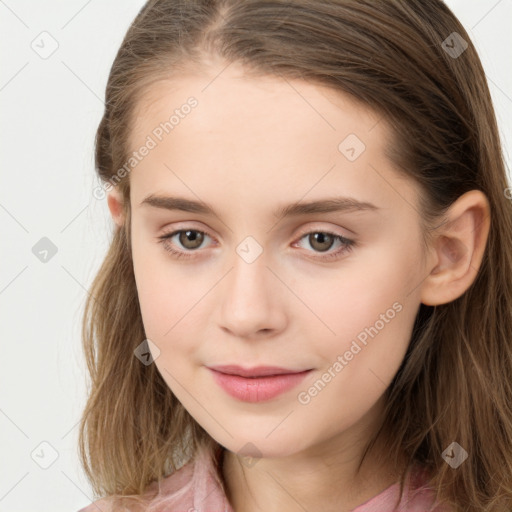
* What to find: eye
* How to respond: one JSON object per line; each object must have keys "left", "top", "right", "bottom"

{"left": 157, "top": 229, "right": 214, "bottom": 260}
{"left": 157, "top": 227, "right": 355, "bottom": 261}
{"left": 292, "top": 229, "right": 355, "bottom": 261}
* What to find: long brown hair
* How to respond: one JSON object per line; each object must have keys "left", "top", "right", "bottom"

{"left": 78, "top": 1, "right": 512, "bottom": 510}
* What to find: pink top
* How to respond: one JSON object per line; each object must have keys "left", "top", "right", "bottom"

{"left": 79, "top": 445, "right": 452, "bottom": 512}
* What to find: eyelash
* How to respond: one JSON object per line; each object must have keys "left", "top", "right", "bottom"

{"left": 157, "top": 227, "right": 355, "bottom": 262}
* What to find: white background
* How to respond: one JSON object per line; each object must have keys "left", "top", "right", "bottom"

{"left": 1, "top": 1, "right": 511, "bottom": 511}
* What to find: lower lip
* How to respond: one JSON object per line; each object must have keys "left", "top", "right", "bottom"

{"left": 208, "top": 368, "right": 312, "bottom": 403}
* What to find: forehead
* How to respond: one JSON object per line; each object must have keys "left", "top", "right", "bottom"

{"left": 129, "top": 62, "right": 384, "bottom": 150}
{"left": 126, "top": 62, "right": 419, "bottom": 222}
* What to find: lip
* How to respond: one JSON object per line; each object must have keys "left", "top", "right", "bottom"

{"left": 207, "top": 365, "right": 312, "bottom": 402}
{"left": 208, "top": 364, "right": 309, "bottom": 377}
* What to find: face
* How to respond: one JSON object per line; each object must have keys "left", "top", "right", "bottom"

{"left": 121, "top": 61, "right": 430, "bottom": 460}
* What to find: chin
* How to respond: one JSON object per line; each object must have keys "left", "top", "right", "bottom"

{"left": 214, "top": 431, "right": 310, "bottom": 461}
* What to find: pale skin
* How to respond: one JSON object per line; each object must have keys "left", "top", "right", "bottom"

{"left": 106, "top": 59, "right": 490, "bottom": 512}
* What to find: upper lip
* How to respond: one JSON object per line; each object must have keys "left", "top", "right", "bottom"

{"left": 208, "top": 365, "right": 311, "bottom": 378}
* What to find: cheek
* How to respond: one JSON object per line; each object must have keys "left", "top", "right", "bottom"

{"left": 131, "top": 226, "right": 173, "bottom": 334}
{"left": 303, "top": 242, "right": 421, "bottom": 377}
{"left": 131, "top": 232, "right": 212, "bottom": 358}
{"left": 295, "top": 277, "right": 418, "bottom": 429}
{"left": 303, "top": 247, "right": 416, "bottom": 331}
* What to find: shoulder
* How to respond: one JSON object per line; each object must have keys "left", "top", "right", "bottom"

{"left": 352, "top": 463, "right": 455, "bottom": 512}
{"left": 76, "top": 497, "right": 118, "bottom": 512}
{"left": 76, "top": 460, "right": 196, "bottom": 512}
{"left": 76, "top": 445, "right": 231, "bottom": 512}
{"left": 401, "top": 464, "right": 455, "bottom": 512}
{"left": 77, "top": 496, "right": 146, "bottom": 512}
{"left": 77, "top": 493, "right": 159, "bottom": 512}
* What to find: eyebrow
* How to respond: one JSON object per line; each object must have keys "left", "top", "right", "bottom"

{"left": 140, "top": 194, "right": 379, "bottom": 218}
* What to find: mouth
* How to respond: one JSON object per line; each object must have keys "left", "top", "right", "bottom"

{"left": 207, "top": 365, "right": 313, "bottom": 402}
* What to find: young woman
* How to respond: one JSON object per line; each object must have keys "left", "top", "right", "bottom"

{"left": 78, "top": 1, "right": 512, "bottom": 510}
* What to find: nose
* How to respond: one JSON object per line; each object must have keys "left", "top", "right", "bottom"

{"left": 217, "top": 249, "right": 287, "bottom": 339}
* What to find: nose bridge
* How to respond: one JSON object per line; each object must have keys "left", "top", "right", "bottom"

{"left": 218, "top": 238, "right": 283, "bottom": 335}
{"left": 227, "top": 240, "right": 271, "bottom": 308}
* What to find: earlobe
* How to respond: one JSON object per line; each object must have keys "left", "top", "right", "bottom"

{"left": 420, "top": 190, "right": 490, "bottom": 306}
{"left": 107, "top": 187, "right": 126, "bottom": 227}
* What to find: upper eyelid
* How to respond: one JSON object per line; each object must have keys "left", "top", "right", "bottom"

{"left": 294, "top": 225, "right": 351, "bottom": 239}
{"left": 159, "top": 223, "right": 351, "bottom": 238}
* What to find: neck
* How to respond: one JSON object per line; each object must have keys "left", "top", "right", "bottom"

{"left": 219, "top": 410, "right": 406, "bottom": 512}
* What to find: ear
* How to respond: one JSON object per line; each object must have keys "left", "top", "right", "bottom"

{"left": 420, "top": 190, "right": 491, "bottom": 306}
{"left": 106, "top": 186, "right": 126, "bottom": 227}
